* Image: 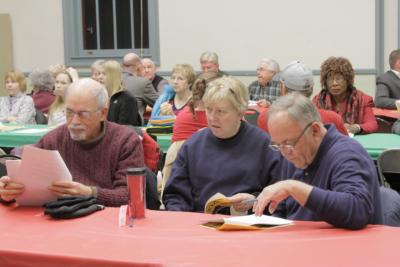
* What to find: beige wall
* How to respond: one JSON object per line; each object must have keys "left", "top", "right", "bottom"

{"left": 0, "top": 14, "right": 13, "bottom": 96}
{"left": 0, "top": 0, "right": 64, "bottom": 72}
{"left": 0, "top": 0, "right": 397, "bottom": 97}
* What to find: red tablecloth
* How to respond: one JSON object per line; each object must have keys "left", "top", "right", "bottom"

{"left": 0, "top": 205, "right": 398, "bottom": 267}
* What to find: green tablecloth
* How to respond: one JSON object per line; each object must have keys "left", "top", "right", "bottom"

{"left": 0, "top": 124, "right": 53, "bottom": 148}
{"left": 354, "top": 133, "right": 400, "bottom": 160}
{"left": 155, "top": 134, "right": 172, "bottom": 153}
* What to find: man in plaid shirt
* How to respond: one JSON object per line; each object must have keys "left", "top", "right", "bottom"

{"left": 248, "top": 59, "right": 280, "bottom": 107}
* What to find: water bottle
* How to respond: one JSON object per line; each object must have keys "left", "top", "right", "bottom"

{"left": 126, "top": 167, "right": 147, "bottom": 221}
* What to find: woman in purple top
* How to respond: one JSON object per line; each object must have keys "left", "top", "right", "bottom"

{"left": 159, "top": 64, "right": 195, "bottom": 117}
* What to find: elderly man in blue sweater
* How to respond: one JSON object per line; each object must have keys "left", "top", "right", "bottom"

{"left": 253, "top": 93, "right": 382, "bottom": 229}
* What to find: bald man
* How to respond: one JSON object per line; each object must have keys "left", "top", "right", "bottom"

{"left": 0, "top": 78, "right": 145, "bottom": 207}
{"left": 122, "top": 53, "right": 160, "bottom": 122}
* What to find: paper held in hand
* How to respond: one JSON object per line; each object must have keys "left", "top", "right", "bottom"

{"left": 6, "top": 146, "right": 72, "bottom": 206}
{"left": 204, "top": 192, "right": 232, "bottom": 214}
{"left": 201, "top": 214, "right": 293, "bottom": 231}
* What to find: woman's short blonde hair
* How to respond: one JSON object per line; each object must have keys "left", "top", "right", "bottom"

{"left": 103, "top": 60, "right": 124, "bottom": 96}
{"left": 203, "top": 76, "right": 249, "bottom": 115}
{"left": 5, "top": 70, "right": 27, "bottom": 92}
{"left": 171, "top": 64, "right": 196, "bottom": 88}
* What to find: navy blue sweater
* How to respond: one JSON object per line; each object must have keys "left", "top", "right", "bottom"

{"left": 163, "top": 122, "right": 282, "bottom": 212}
{"left": 276, "top": 125, "right": 382, "bottom": 229}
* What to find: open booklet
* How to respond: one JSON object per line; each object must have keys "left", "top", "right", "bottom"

{"left": 6, "top": 146, "right": 72, "bottom": 206}
{"left": 204, "top": 192, "right": 233, "bottom": 214}
{"left": 201, "top": 214, "right": 293, "bottom": 231}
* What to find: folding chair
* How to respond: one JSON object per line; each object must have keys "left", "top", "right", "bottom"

{"left": 35, "top": 108, "right": 48, "bottom": 124}
{"left": 377, "top": 149, "right": 400, "bottom": 191}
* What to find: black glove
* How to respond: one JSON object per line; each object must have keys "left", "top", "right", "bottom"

{"left": 43, "top": 196, "right": 104, "bottom": 219}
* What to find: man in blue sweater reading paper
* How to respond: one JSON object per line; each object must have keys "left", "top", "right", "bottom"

{"left": 253, "top": 93, "right": 382, "bottom": 229}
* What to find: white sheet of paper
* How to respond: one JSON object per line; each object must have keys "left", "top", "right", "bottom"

{"left": 6, "top": 146, "right": 72, "bottom": 206}
{"left": 12, "top": 128, "right": 50, "bottom": 134}
{"left": 224, "top": 214, "right": 293, "bottom": 226}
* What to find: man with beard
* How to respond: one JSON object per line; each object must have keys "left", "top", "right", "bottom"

{"left": 0, "top": 78, "right": 144, "bottom": 207}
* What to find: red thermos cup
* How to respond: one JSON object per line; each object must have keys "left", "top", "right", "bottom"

{"left": 127, "top": 167, "right": 147, "bottom": 219}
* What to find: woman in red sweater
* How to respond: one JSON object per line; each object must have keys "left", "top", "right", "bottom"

{"left": 313, "top": 57, "right": 378, "bottom": 134}
{"left": 160, "top": 71, "right": 222, "bottom": 195}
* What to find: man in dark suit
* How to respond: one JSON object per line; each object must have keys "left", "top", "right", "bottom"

{"left": 375, "top": 49, "right": 400, "bottom": 109}
{"left": 122, "top": 53, "right": 160, "bottom": 123}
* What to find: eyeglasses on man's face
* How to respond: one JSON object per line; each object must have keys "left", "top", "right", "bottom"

{"left": 269, "top": 121, "right": 314, "bottom": 153}
{"left": 65, "top": 108, "right": 99, "bottom": 120}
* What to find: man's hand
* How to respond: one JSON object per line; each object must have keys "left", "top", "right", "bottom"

{"left": 256, "top": 99, "right": 271, "bottom": 108}
{"left": 253, "top": 180, "right": 313, "bottom": 216}
{"left": 0, "top": 176, "right": 25, "bottom": 202}
{"left": 48, "top": 181, "right": 93, "bottom": 197}
{"left": 226, "top": 193, "right": 256, "bottom": 212}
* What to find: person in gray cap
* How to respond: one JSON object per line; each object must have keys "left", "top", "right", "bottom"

{"left": 257, "top": 60, "right": 348, "bottom": 135}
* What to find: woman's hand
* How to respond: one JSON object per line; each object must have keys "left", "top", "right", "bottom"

{"left": 160, "top": 102, "right": 174, "bottom": 115}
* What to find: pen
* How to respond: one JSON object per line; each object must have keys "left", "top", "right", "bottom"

{"left": 240, "top": 199, "right": 258, "bottom": 205}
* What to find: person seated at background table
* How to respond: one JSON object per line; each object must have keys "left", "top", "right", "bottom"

{"left": 312, "top": 56, "right": 378, "bottom": 134}
{"left": 29, "top": 69, "right": 55, "bottom": 114}
{"left": 90, "top": 59, "right": 105, "bottom": 82}
{"left": 199, "top": 51, "right": 227, "bottom": 76}
{"left": 160, "top": 71, "right": 222, "bottom": 195}
{"left": 248, "top": 58, "right": 280, "bottom": 108}
{"left": 98, "top": 60, "right": 141, "bottom": 126}
{"left": 0, "top": 70, "right": 36, "bottom": 124}
{"left": 253, "top": 93, "right": 382, "bottom": 230}
{"left": 257, "top": 60, "right": 348, "bottom": 135}
{"left": 152, "top": 64, "right": 196, "bottom": 118}
{"left": 122, "top": 53, "right": 160, "bottom": 123}
{"left": 375, "top": 49, "right": 400, "bottom": 109}
{"left": 0, "top": 78, "right": 145, "bottom": 207}
{"left": 162, "top": 76, "right": 281, "bottom": 213}
{"left": 48, "top": 68, "right": 76, "bottom": 126}
{"left": 141, "top": 58, "right": 169, "bottom": 94}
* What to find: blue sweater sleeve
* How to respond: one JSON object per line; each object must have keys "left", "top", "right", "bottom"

{"left": 305, "top": 157, "right": 375, "bottom": 230}
{"left": 162, "top": 144, "right": 194, "bottom": 211}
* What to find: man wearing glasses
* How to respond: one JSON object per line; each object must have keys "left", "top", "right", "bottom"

{"left": 253, "top": 93, "right": 382, "bottom": 229}
{"left": 0, "top": 78, "right": 145, "bottom": 207}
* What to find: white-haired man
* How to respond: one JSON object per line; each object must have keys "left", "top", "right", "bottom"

{"left": 248, "top": 59, "right": 281, "bottom": 107}
{"left": 0, "top": 78, "right": 145, "bottom": 207}
{"left": 253, "top": 93, "right": 382, "bottom": 229}
{"left": 199, "top": 51, "right": 226, "bottom": 76}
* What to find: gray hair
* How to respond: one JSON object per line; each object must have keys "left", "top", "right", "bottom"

{"left": 200, "top": 51, "right": 219, "bottom": 64}
{"left": 91, "top": 59, "right": 105, "bottom": 71}
{"left": 259, "top": 59, "right": 280, "bottom": 73}
{"left": 268, "top": 92, "right": 321, "bottom": 127}
{"left": 29, "top": 69, "right": 55, "bottom": 91}
{"left": 203, "top": 76, "right": 249, "bottom": 115}
{"left": 66, "top": 78, "right": 109, "bottom": 109}
{"left": 141, "top": 58, "right": 155, "bottom": 67}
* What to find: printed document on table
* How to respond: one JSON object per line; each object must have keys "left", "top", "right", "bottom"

{"left": 6, "top": 146, "right": 72, "bottom": 206}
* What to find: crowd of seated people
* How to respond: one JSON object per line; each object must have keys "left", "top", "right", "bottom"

{"left": 1, "top": 50, "right": 400, "bottom": 229}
